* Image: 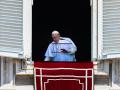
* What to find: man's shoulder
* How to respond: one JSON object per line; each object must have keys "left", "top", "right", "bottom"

{"left": 49, "top": 42, "right": 56, "bottom": 46}
{"left": 60, "top": 37, "right": 72, "bottom": 42}
{"left": 48, "top": 42, "right": 54, "bottom": 46}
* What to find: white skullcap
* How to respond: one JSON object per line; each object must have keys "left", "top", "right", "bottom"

{"left": 51, "top": 30, "right": 60, "bottom": 35}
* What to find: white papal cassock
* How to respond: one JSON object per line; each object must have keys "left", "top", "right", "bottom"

{"left": 45, "top": 37, "right": 77, "bottom": 61}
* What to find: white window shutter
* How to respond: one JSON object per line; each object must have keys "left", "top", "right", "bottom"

{"left": 102, "top": 0, "right": 120, "bottom": 58}
{"left": 0, "top": 0, "right": 32, "bottom": 59}
{"left": 92, "top": 0, "right": 120, "bottom": 60}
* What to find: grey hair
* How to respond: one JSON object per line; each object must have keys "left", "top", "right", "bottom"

{"left": 51, "top": 30, "right": 60, "bottom": 35}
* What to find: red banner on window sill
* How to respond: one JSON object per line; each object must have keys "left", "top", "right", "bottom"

{"left": 34, "top": 62, "right": 93, "bottom": 90}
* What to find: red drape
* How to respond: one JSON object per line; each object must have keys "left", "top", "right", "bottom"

{"left": 34, "top": 62, "right": 93, "bottom": 90}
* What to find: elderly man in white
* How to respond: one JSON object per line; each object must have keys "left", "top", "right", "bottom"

{"left": 44, "top": 31, "right": 77, "bottom": 62}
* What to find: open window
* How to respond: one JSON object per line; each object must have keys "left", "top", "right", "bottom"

{"left": 32, "top": 0, "right": 91, "bottom": 61}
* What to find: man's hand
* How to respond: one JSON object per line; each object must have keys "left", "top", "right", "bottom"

{"left": 60, "top": 49, "right": 69, "bottom": 53}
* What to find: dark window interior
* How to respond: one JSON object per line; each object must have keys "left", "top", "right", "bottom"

{"left": 32, "top": 0, "right": 91, "bottom": 61}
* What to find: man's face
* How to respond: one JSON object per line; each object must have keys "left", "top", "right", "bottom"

{"left": 52, "top": 34, "right": 60, "bottom": 43}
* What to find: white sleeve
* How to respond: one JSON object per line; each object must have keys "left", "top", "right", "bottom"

{"left": 44, "top": 57, "right": 51, "bottom": 61}
{"left": 66, "top": 38, "right": 77, "bottom": 54}
{"left": 44, "top": 43, "right": 54, "bottom": 61}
